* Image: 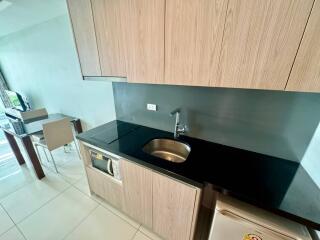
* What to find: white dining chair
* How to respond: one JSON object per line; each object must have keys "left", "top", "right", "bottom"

{"left": 32, "top": 118, "right": 80, "bottom": 173}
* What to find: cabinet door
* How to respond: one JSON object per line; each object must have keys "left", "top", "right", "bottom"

{"left": 286, "top": 0, "right": 320, "bottom": 92}
{"left": 67, "top": 0, "right": 101, "bottom": 76}
{"left": 165, "top": 0, "right": 228, "bottom": 86}
{"left": 216, "top": 0, "right": 313, "bottom": 90}
{"left": 91, "top": 0, "right": 127, "bottom": 77}
{"left": 153, "top": 172, "right": 200, "bottom": 240}
{"left": 86, "top": 167, "right": 123, "bottom": 209}
{"left": 126, "top": 0, "right": 165, "bottom": 83}
{"left": 121, "top": 160, "right": 153, "bottom": 228}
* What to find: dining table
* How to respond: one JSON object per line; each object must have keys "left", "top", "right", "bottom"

{"left": 0, "top": 113, "right": 83, "bottom": 179}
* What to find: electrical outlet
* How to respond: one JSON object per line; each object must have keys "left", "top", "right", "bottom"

{"left": 147, "top": 104, "right": 157, "bottom": 111}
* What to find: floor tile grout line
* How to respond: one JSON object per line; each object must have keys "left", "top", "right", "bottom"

{"left": 61, "top": 203, "right": 100, "bottom": 240}
{"left": 17, "top": 185, "right": 96, "bottom": 240}
{"left": 130, "top": 228, "right": 140, "bottom": 240}
{"left": 14, "top": 185, "right": 73, "bottom": 226}
{"left": 0, "top": 226, "right": 25, "bottom": 239}
{"left": 0, "top": 155, "right": 74, "bottom": 203}
{"left": 0, "top": 202, "right": 15, "bottom": 225}
{"left": 97, "top": 199, "right": 142, "bottom": 229}
{"left": 0, "top": 166, "right": 71, "bottom": 204}
{"left": 69, "top": 185, "right": 101, "bottom": 205}
{"left": 0, "top": 169, "right": 72, "bottom": 219}
{"left": 15, "top": 225, "right": 27, "bottom": 240}
{"left": 137, "top": 230, "right": 155, "bottom": 240}
{"left": 0, "top": 174, "right": 37, "bottom": 203}
{"left": 0, "top": 150, "right": 153, "bottom": 239}
{"left": 0, "top": 148, "right": 83, "bottom": 239}
{"left": 0, "top": 204, "right": 15, "bottom": 238}
{"left": 0, "top": 203, "right": 27, "bottom": 239}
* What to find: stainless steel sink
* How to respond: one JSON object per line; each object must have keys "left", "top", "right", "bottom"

{"left": 142, "top": 138, "right": 191, "bottom": 163}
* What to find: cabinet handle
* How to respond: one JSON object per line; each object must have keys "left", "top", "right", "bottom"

{"left": 107, "top": 160, "right": 114, "bottom": 176}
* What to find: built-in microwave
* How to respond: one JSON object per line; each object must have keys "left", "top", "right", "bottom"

{"left": 89, "top": 149, "right": 121, "bottom": 181}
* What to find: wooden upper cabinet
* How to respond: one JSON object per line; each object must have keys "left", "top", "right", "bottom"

{"left": 165, "top": 0, "right": 228, "bottom": 86}
{"left": 67, "top": 0, "right": 101, "bottom": 76}
{"left": 125, "top": 0, "right": 165, "bottom": 83}
{"left": 91, "top": 0, "right": 127, "bottom": 77}
{"left": 120, "top": 160, "right": 153, "bottom": 228}
{"left": 215, "top": 0, "right": 314, "bottom": 90}
{"left": 286, "top": 0, "right": 320, "bottom": 92}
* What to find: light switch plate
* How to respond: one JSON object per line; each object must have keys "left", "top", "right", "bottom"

{"left": 147, "top": 103, "right": 157, "bottom": 111}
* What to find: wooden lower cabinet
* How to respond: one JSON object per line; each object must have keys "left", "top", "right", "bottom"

{"left": 85, "top": 166, "right": 123, "bottom": 209}
{"left": 153, "top": 172, "right": 201, "bottom": 240}
{"left": 81, "top": 144, "right": 201, "bottom": 240}
{"left": 120, "top": 160, "right": 153, "bottom": 228}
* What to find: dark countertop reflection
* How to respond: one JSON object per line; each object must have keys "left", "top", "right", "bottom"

{"left": 77, "top": 120, "right": 320, "bottom": 230}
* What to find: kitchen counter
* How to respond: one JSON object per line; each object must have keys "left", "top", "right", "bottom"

{"left": 77, "top": 120, "right": 320, "bottom": 230}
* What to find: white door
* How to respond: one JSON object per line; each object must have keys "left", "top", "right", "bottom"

{"left": 209, "top": 211, "right": 296, "bottom": 240}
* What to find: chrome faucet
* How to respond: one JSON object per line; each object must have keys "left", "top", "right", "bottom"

{"left": 170, "top": 108, "right": 187, "bottom": 138}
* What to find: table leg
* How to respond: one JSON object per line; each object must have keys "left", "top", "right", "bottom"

{"left": 21, "top": 136, "right": 45, "bottom": 179}
{"left": 4, "top": 131, "right": 26, "bottom": 165}
{"left": 73, "top": 119, "right": 83, "bottom": 134}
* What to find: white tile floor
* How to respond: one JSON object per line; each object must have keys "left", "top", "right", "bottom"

{"left": 0, "top": 142, "right": 162, "bottom": 240}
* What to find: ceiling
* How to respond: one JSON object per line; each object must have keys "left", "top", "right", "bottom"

{"left": 0, "top": 0, "right": 67, "bottom": 38}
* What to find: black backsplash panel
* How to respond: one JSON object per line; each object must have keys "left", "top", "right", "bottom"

{"left": 113, "top": 82, "right": 320, "bottom": 162}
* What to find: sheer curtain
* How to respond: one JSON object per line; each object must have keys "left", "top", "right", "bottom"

{"left": 0, "top": 70, "right": 12, "bottom": 108}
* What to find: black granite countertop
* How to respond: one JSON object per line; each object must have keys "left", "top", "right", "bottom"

{"left": 77, "top": 120, "right": 320, "bottom": 230}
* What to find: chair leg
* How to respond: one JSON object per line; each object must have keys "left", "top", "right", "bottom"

{"left": 48, "top": 151, "right": 59, "bottom": 173}
{"left": 42, "top": 147, "right": 50, "bottom": 162}
{"left": 73, "top": 138, "right": 81, "bottom": 160}
{"left": 63, "top": 144, "right": 71, "bottom": 153}
{"left": 34, "top": 145, "right": 42, "bottom": 164}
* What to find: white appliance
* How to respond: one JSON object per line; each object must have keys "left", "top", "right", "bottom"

{"left": 209, "top": 194, "right": 312, "bottom": 240}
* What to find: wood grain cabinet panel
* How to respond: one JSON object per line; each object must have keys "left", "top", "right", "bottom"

{"left": 91, "top": 0, "right": 127, "bottom": 77}
{"left": 153, "top": 172, "right": 201, "bottom": 240}
{"left": 121, "top": 160, "right": 153, "bottom": 228}
{"left": 165, "top": 0, "right": 228, "bottom": 86}
{"left": 215, "top": 0, "right": 313, "bottom": 90}
{"left": 86, "top": 167, "right": 123, "bottom": 209}
{"left": 125, "top": 0, "right": 165, "bottom": 83}
{"left": 286, "top": 0, "right": 320, "bottom": 92}
{"left": 67, "top": 0, "right": 101, "bottom": 76}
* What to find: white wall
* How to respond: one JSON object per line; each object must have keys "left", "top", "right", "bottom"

{"left": 0, "top": 14, "right": 116, "bottom": 129}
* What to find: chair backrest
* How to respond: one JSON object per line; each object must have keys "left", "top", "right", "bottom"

{"left": 43, "top": 118, "right": 74, "bottom": 151}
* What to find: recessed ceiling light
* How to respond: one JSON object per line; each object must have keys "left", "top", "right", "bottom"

{"left": 0, "top": 0, "right": 12, "bottom": 12}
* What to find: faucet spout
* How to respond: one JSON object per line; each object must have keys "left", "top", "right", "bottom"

{"left": 170, "top": 108, "right": 180, "bottom": 117}
{"left": 170, "top": 108, "right": 186, "bottom": 138}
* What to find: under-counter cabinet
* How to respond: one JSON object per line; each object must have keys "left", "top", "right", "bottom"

{"left": 85, "top": 166, "right": 123, "bottom": 209}
{"left": 79, "top": 142, "right": 202, "bottom": 240}
{"left": 121, "top": 159, "right": 153, "bottom": 228}
{"left": 153, "top": 172, "right": 201, "bottom": 240}
{"left": 286, "top": 0, "right": 320, "bottom": 92}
